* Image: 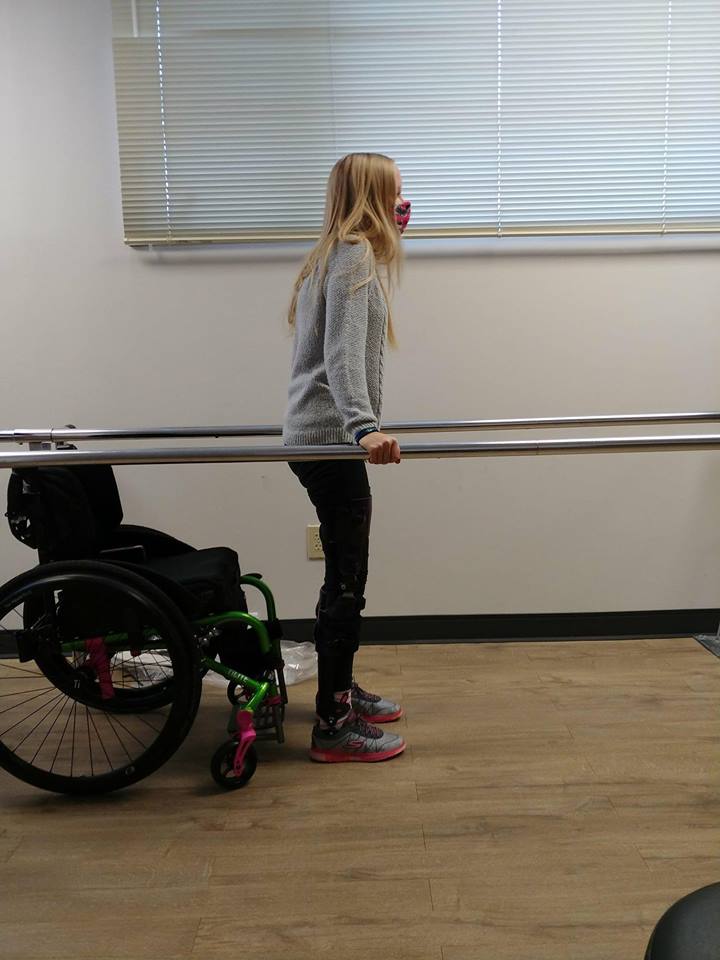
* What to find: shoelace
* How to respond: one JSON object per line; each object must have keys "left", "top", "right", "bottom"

{"left": 348, "top": 711, "right": 383, "bottom": 740}
{"left": 351, "top": 682, "right": 381, "bottom": 703}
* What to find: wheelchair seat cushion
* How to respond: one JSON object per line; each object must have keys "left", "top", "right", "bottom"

{"left": 140, "top": 546, "right": 245, "bottom": 617}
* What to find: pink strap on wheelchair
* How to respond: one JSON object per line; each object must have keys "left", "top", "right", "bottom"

{"left": 84, "top": 638, "right": 115, "bottom": 700}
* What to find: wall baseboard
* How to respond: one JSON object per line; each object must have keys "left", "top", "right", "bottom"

{"left": 282, "top": 609, "right": 720, "bottom": 645}
{"left": 1, "top": 609, "right": 716, "bottom": 660}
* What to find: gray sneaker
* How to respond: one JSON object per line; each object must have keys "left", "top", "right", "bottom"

{"left": 310, "top": 712, "right": 406, "bottom": 763}
{"left": 351, "top": 681, "right": 403, "bottom": 723}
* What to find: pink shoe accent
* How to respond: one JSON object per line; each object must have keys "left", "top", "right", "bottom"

{"left": 232, "top": 709, "right": 257, "bottom": 776}
{"left": 309, "top": 742, "right": 406, "bottom": 764}
{"left": 84, "top": 638, "right": 115, "bottom": 700}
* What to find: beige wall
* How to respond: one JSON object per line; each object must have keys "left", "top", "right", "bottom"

{"left": 2, "top": 2, "right": 719, "bottom": 620}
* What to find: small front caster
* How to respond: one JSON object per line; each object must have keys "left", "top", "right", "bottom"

{"left": 210, "top": 740, "right": 257, "bottom": 790}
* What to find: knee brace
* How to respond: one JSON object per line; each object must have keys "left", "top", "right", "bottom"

{"left": 314, "top": 592, "right": 365, "bottom": 656}
{"left": 313, "top": 497, "right": 371, "bottom": 657}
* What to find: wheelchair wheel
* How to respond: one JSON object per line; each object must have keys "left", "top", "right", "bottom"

{"left": 210, "top": 740, "right": 257, "bottom": 790}
{"left": 0, "top": 561, "right": 201, "bottom": 795}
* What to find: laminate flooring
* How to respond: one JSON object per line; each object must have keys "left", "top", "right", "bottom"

{"left": 1, "top": 638, "right": 718, "bottom": 960}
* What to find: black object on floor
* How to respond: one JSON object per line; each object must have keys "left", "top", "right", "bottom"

{"left": 645, "top": 882, "right": 720, "bottom": 959}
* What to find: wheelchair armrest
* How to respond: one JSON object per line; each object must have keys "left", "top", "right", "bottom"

{"left": 99, "top": 544, "right": 148, "bottom": 563}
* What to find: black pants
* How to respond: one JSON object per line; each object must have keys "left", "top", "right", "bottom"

{"left": 289, "top": 459, "right": 371, "bottom": 720}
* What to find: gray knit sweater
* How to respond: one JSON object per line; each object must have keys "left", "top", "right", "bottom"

{"left": 283, "top": 241, "right": 388, "bottom": 446}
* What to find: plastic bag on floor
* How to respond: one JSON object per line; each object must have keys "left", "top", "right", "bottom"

{"left": 119, "top": 652, "right": 172, "bottom": 684}
{"left": 280, "top": 640, "right": 318, "bottom": 686}
{"left": 200, "top": 615, "right": 317, "bottom": 688}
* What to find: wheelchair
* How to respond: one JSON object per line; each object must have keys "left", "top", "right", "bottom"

{"left": 0, "top": 461, "right": 287, "bottom": 794}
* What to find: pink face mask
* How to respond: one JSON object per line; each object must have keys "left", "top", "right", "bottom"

{"left": 394, "top": 199, "right": 411, "bottom": 234}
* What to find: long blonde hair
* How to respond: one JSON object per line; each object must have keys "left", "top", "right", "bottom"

{"left": 288, "top": 153, "right": 402, "bottom": 346}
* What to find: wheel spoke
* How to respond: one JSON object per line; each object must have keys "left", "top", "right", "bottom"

{"left": 102, "top": 711, "right": 139, "bottom": 763}
{"left": 0, "top": 689, "right": 65, "bottom": 738}
{"left": 0, "top": 686, "right": 51, "bottom": 699}
{"left": 0, "top": 687, "right": 59, "bottom": 717}
{"left": 70, "top": 700, "right": 77, "bottom": 777}
{"left": 85, "top": 706, "right": 94, "bottom": 777}
{"left": 104, "top": 713, "right": 152, "bottom": 750}
{"left": 11, "top": 692, "right": 67, "bottom": 752}
{"left": 87, "top": 709, "right": 113, "bottom": 772}
{"left": 0, "top": 662, "right": 47, "bottom": 678}
{"left": 132, "top": 711, "right": 164, "bottom": 736}
{"left": 50, "top": 699, "right": 75, "bottom": 773}
{"left": 31, "top": 694, "right": 70, "bottom": 764}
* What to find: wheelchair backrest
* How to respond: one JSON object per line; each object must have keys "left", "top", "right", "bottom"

{"left": 6, "top": 464, "right": 123, "bottom": 562}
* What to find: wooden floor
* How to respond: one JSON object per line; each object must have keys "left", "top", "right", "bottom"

{"left": 1, "top": 638, "right": 718, "bottom": 960}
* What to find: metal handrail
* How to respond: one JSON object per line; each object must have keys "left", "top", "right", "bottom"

{"left": 1, "top": 412, "right": 720, "bottom": 444}
{"left": 1, "top": 434, "right": 720, "bottom": 469}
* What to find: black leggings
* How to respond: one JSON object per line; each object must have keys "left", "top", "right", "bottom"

{"left": 289, "top": 459, "right": 371, "bottom": 720}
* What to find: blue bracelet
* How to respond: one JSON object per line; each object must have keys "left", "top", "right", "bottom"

{"left": 355, "top": 426, "right": 379, "bottom": 444}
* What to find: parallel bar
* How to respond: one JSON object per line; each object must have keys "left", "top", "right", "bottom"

{"left": 1, "top": 412, "right": 720, "bottom": 444}
{"left": 1, "top": 435, "right": 720, "bottom": 469}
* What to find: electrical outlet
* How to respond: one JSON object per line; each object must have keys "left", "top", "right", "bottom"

{"left": 306, "top": 524, "right": 324, "bottom": 560}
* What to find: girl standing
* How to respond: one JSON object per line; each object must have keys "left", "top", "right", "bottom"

{"left": 284, "top": 153, "right": 411, "bottom": 763}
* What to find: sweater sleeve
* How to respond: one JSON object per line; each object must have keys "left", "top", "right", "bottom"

{"left": 323, "top": 244, "right": 379, "bottom": 439}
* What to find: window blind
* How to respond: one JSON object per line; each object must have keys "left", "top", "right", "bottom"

{"left": 111, "top": 0, "right": 720, "bottom": 244}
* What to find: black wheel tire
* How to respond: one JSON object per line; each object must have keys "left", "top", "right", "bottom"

{"left": 0, "top": 561, "right": 202, "bottom": 795}
{"left": 210, "top": 741, "right": 257, "bottom": 790}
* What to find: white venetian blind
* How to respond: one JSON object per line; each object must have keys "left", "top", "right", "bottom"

{"left": 111, "top": 0, "right": 720, "bottom": 244}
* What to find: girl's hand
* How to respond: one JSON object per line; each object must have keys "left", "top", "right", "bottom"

{"left": 359, "top": 431, "right": 401, "bottom": 465}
